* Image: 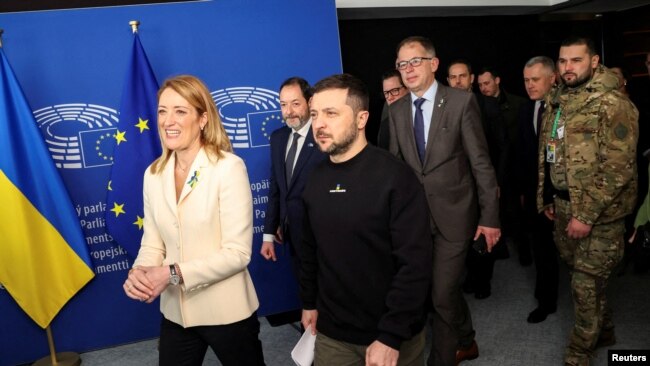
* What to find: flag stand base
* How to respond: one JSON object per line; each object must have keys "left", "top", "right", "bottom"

{"left": 33, "top": 352, "right": 81, "bottom": 366}
{"left": 33, "top": 326, "right": 82, "bottom": 365}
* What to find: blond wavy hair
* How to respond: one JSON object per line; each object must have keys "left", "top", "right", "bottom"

{"left": 150, "top": 75, "right": 232, "bottom": 174}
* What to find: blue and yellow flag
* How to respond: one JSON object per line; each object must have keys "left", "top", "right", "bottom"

{"left": 105, "top": 33, "right": 161, "bottom": 259}
{"left": 0, "top": 49, "right": 95, "bottom": 329}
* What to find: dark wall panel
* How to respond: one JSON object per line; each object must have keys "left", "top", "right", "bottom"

{"left": 339, "top": 15, "right": 610, "bottom": 144}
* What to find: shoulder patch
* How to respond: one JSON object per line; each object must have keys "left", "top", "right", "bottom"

{"left": 614, "top": 123, "right": 628, "bottom": 139}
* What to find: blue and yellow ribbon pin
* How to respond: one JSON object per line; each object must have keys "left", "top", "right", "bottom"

{"left": 187, "top": 170, "right": 200, "bottom": 188}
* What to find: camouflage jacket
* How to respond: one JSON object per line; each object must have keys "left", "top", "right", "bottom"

{"left": 536, "top": 65, "right": 639, "bottom": 225}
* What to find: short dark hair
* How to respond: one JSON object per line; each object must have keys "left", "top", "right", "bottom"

{"left": 560, "top": 36, "right": 597, "bottom": 57}
{"left": 280, "top": 76, "right": 312, "bottom": 101}
{"left": 525, "top": 56, "right": 556, "bottom": 74}
{"left": 448, "top": 59, "right": 473, "bottom": 75}
{"left": 381, "top": 69, "right": 403, "bottom": 84}
{"left": 312, "top": 73, "right": 369, "bottom": 114}
{"left": 396, "top": 36, "right": 436, "bottom": 57}
{"left": 478, "top": 66, "right": 500, "bottom": 79}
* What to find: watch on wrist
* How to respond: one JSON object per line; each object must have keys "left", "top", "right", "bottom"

{"left": 169, "top": 264, "right": 181, "bottom": 285}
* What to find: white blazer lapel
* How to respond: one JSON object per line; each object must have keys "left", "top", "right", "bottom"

{"left": 162, "top": 155, "right": 178, "bottom": 215}
{"left": 177, "top": 147, "right": 209, "bottom": 205}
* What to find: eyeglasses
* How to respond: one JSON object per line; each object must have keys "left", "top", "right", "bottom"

{"left": 383, "top": 86, "right": 405, "bottom": 98}
{"left": 396, "top": 57, "right": 433, "bottom": 70}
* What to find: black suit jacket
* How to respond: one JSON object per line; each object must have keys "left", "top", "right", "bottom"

{"left": 264, "top": 125, "right": 326, "bottom": 255}
{"left": 515, "top": 100, "right": 542, "bottom": 214}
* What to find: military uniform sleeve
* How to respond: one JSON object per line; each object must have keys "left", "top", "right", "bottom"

{"left": 573, "top": 95, "right": 638, "bottom": 225}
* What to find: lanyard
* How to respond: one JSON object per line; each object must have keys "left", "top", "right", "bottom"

{"left": 550, "top": 108, "right": 562, "bottom": 139}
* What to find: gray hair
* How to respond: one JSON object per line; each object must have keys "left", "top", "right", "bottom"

{"left": 396, "top": 36, "right": 436, "bottom": 58}
{"left": 524, "top": 56, "right": 555, "bottom": 74}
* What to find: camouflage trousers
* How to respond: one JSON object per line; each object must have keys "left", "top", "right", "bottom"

{"left": 553, "top": 198, "right": 624, "bottom": 366}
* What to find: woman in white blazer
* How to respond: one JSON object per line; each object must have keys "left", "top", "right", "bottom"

{"left": 123, "top": 75, "right": 264, "bottom": 365}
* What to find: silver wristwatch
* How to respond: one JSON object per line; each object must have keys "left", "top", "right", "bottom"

{"left": 169, "top": 264, "right": 180, "bottom": 285}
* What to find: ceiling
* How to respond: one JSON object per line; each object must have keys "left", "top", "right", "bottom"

{"left": 337, "top": 0, "right": 650, "bottom": 19}
{"left": 0, "top": 0, "right": 649, "bottom": 16}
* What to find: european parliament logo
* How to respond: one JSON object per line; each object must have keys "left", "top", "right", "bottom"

{"left": 212, "top": 87, "right": 284, "bottom": 149}
{"left": 34, "top": 86, "right": 284, "bottom": 167}
{"left": 33, "top": 103, "right": 119, "bottom": 169}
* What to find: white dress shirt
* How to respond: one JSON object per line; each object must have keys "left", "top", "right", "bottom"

{"left": 410, "top": 81, "right": 438, "bottom": 146}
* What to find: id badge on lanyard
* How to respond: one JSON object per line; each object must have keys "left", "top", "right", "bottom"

{"left": 546, "top": 142, "right": 556, "bottom": 163}
{"left": 546, "top": 108, "right": 562, "bottom": 164}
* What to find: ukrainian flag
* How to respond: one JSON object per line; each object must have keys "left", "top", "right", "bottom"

{"left": 0, "top": 48, "right": 94, "bottom": 328}
{"left": 105, "top": 33, "right": 160, "bottom": 259}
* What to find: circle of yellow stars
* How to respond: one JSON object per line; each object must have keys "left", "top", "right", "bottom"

{"left": 261, "top": 114, "right": 285, "bottom": 140}
{"left": 95, "top": 132, "right": 115, "bottom": 161}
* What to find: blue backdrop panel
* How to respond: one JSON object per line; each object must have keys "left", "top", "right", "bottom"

{"left": 0, "top": 1, "right": 341, "bottom": 364}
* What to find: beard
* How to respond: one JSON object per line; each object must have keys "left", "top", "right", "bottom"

{"left": 561, "top": 69, "right": 593, "bottom": 88}
{"left": 317, "top": 123, "right": 358, "bottom": 156}
{"left": 284, "top": 114, "right": 308, "bottom": 130}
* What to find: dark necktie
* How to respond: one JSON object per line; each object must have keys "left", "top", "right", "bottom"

{"left": 413, "top": 98, "right": 426, "bottom": 163}
{"left": 536, "top": 101, "right": 545, "bottom": 136}
{"left": 285, "top": 132, "right": 300, "bottom": 184}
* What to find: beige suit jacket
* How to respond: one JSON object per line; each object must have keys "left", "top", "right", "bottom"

{"left": 134, "top": 147, "right": 259, "bottom": 327}
{"left": 388, "top": 83, "right": 500, "bottom": 242}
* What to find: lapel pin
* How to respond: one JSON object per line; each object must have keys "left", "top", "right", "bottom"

{"left": 187, "top": 170, "right": 200, "bottom": 189}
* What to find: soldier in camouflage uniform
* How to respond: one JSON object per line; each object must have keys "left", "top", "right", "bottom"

{"left": 536, "top": 37, "right": 638, "bottom": 366}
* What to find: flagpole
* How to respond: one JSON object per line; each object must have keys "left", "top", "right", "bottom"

{"left": 0, "top": 29, "right": 82, "bottom": 366}
{"left": 32, "top": 326, "right": 81, "bottom": 366}
{"left": 130, "top": 20, "right": 140, "bottom": 33}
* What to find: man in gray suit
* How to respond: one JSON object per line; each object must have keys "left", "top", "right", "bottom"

{"left": 388, "top": 36, "right": 501, "bottom": 366}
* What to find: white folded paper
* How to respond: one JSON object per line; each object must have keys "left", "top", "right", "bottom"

{"left": 291, "top": 325, "right": 316, "bottom": 366}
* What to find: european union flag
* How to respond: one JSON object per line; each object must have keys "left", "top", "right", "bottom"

{"left": 248, "top": 110, "right": 284, "bottom": 147}
{"left": 105, "top": 33, "right": 161, "bottom": 259}
{"left": 79, "top": 127, "right": 118, "bottom": 168}
{"left": 0, "top": 48, "right": 94, "bottom": 328}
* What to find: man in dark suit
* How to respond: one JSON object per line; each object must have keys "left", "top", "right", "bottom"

{"left": 516, "top": 56, "right": 558, "bottom": 323}
{"left": 377, "top": 69, "right": 408, "bottom": 150}
{"left": 446, "top": 61, "right": 510, "bottom": 300}
{"left": 260, "top": 77, "right": 326, "bottom": 273}
{"left": 447, "top": 59, "right": 475, "bottom": 93}
{"left": 477, "top": 67, "right": 529, "bottom": 265}
{"left": 388, "top": 36, "right": 500, "bottom": 366}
